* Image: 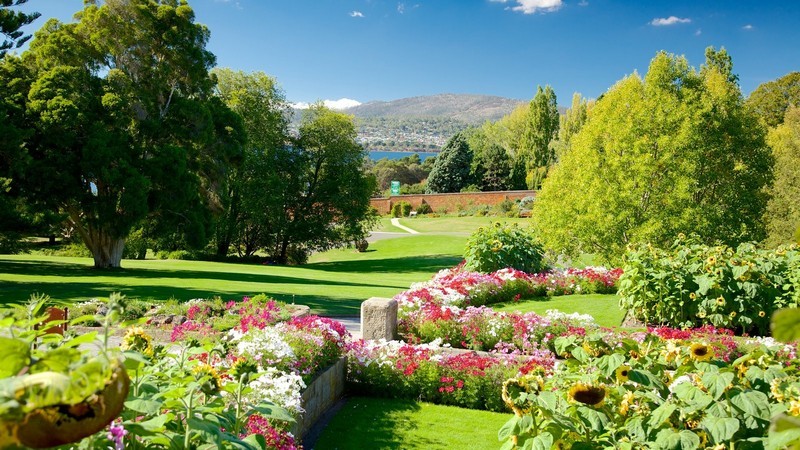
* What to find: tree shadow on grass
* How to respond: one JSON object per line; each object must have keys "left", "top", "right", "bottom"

{"left": 0, "top": 259, "right": 394, "bottom": 289}
{"left": 306, "top": 255, "right": 462, "bottom": 274}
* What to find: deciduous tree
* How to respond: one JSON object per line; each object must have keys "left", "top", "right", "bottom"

{"left": 519, "top": 85, "right": 559, "bottom": 189}
{"left": 765, "top": 106, "right": 800, "bottom": 246}
{"left": 746, "top": 72, "right": 800, "bottom": 128}
{"left": 17, "top": 0, "right": 244, "bottom": 268}
{"left": 534, "top": 50, "right": 772, "bottom": 262}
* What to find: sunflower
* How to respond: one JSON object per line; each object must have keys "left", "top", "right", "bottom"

{"left": 758, "top": 311, "right": 766, "bottom": 318}
{"left": 230, "top": 358, "right": 259, "bottom": 382}
{"left": 716, "top": 296, "right": 726, "bottom": 306}
{"left": 697, "top": 311, "right": 706, "bottom": 319}
{"left": 490, "top": 239, "right": 503, "bottom": 253}
{"left": 707, "top": 256, "right": 717, "bottom": 265}
{"left": 120, "top": 326, "right": 154, "bottom": 357}
{"left": 192, "top": 363, "right": 222, "bottom": 396}
{"left": 502, "top": 377, "right": 539, "bottom": 416}
{"left": 619, "top": 391, "right": 635, "bottom": 416}
{"left": 689, "top": 292, "right": 696, "bottom": 300}
{"left": 729, "top": 311, "right": 737, "bottom": 319}
{"left": 790, "top": 399, "right": 800, "bottom": 417}
{"left": 689, "top": 342, "right": 713, "bottom": 362}
{"left": 568, "top": 382, "right": 606, "bottom": 407}
{"left": 616, "top": 365, "right": 632, "bottom": 384}
{"left": 697, "top": 431, "right": 709, "bottom": 447}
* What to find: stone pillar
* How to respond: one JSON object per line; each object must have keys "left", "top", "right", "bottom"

{"left": 360, "top": 297, "right": 398, "bottom": 341}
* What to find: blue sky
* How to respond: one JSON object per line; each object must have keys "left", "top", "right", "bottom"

{"left": 14, "top": 0, "right": 800, "bottom": 106}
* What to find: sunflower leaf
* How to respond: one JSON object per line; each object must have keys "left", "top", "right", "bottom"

{"left": 772, "top": 308, "right": 800, "bottom": 343}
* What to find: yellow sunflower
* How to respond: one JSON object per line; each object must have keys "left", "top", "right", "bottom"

{"left": 616, "top": 365, "right": 632, "bottom": 384}
{"left": 689, "top": 342, "right": 713, "bottom": 362}
{"left": 568, "top": 382, "right": 606, "bottom": 407}
{"left": 120, "top": 326, "right": 154, "bottom": 357}
{"left": 619, "top": 391, "right": 635, "bottom": 416}
{"left": 729, "top": 311, "right": 737, "bottom": 319}
{"left": 790, "top": 399, "right": 800, "bottom": 417}
{"left": 192, "top": 363, "right": 222, "bottom": 396}
{"left": 689, "top": 292, "right": 697, "bottom": 300}
{"left": 716, "top": 296, "right": 726, "bottom": 306}
{"left": 758, "top": 311, "right": 766, "bottom": 318}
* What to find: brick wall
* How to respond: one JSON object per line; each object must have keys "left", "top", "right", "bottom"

{"left": 370, "top": 190, "right": 536, "bottom": 215}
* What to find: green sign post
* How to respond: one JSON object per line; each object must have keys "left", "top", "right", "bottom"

{"left": 390, "top": 180, "right": 400, "bottom": 195}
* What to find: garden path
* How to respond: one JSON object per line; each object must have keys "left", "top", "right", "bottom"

{"left": 389, "top": 218, "right": 420, "bottom": 234}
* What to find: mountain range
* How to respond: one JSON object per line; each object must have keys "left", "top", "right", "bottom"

{"left": 293, "top": 94, "right": 526, "bottom": 153}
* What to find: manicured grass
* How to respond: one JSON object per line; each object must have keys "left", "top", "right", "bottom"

{"left": 314, "top": 396, "right": 509, "bottom": 450}
{"left": 0, "top": 235, "right": 466, "bottom": 315}
{"left": 395, "top": 216, "right": 531, "bottom": 234}
{"left": 493, "top": 294, "right": 625, "bottom": 328}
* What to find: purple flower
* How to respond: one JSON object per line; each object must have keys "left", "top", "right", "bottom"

{"left": 108, "top": 422, "right": 127, "bottom": 450}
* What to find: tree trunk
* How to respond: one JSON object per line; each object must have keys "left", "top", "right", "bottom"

{"left": 86, "top": 235, "right": 126, "bottom": 269}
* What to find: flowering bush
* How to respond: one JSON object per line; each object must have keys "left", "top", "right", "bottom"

{"left": 499, "top": 329, "right": 800, "bottom": 449}
{"left": 619, "top": 237, "right": 799, "bottom": 335}
{"left": 395, "top": 265, "right": 620, "bottom": 353}
{"left": 463, "top": 222, "right": 545, "bottom": 273}
{"left": 346, "top": 339, "right": 556, "bottom": 412}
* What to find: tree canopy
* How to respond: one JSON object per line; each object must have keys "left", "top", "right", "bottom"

{"left": 520, "top": 85, "right": 559, "bottom": 189}
{"left": 746, "top": 72, "right": 800, "bottom": 128}
{"left": 0, "top": 0, "right": 40, "bottom": 57}
{"left": 11, "top": 0, "right": 244, "bottom": 267}
{"left": 426, "top": 131, "right": 473, "bottom": 193}
{"left": 765, "top": 106, "right": 800, "bottom": 246}
{"left": 533, "top": 49, "right": 772, "bottom": 262}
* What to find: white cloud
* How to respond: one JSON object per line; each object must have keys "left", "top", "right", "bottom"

{"left": 650, "top": 16, "right": 691, "bottom": 26}
{"left": 397, "top": 2, "right": 405, "bottom": 14}
{"left": 349, "top": 10, "right": 365, "bottom": 18}
{"left": 742, "top": 24, "right": 754, "bottom": 30}
{"left": 292, "top": 99, "right": 362, "bottom": 110}
{"left": 578, "top": 0, "right": 588, "bottom": 6}
{"left": 695, "top": 28, "right": 702, "bottom": 36}
{"left": 491, "top": 0, "right": 563, "bottom": 14}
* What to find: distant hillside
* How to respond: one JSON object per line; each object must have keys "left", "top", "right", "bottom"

{"left": 291, "top": 93, "right": 527, "bottom": 153}
{"left": 348, "top": 93, "right": 525, "bottom": 124}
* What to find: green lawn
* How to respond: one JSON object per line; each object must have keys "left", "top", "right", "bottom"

{"left": 0, "top": 234, "right": 466, "bottom": 315}
{"left": 313, "top": 397, "right": 509, "bottom": 450}
{"left": 493, "top": 294, "right": 625, "bottom": 328}
{"left": 395, "top": 216, "right": 531, "bottom": 234}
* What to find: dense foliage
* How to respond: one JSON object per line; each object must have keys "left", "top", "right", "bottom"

{"left": 618, "top": 237, "right": 799, "bottom": 335}
{"left": 3, "top": 0, "right": 245, "bottom": 268}
{"left": 426, "top": 131, "right": 474, "bottom": 193}
{"left": 765, "top": 106, "right": 800, "bottom": 247}
{"left": 463, "top": 222, "right": 545, "bottom": 274}
{"left": 499, "top": 328, "right": 799, "bottom": 450}
{"left": 746, "top": 72, "right": 800, "bottom": 128}
{"left": 0, "top": 0, "right": 39, "bottom": 57}
{"left": 534, "top": 49, "right": 772, "bottom": 262}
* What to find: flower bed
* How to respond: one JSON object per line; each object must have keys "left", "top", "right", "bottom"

{"left": 395, "top": 265, "right": 619, "bottom": 353}
{"left": 346, "top": 339, "right": 556, "bottom": 412}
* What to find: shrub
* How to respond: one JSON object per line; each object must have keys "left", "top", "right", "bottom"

{"left": 415, "top": 202, "right": 433, "bottom": 215}
{"left": 618, "top": 236, "right": 799, "bottom": 335}
{"left": 391, "top": 201, "right": 412, "bottom": 218}
{"left": 123, "top": 228, "right": 148, "bottom": 260}
{"left": 285, "top": 245, "right": 309, "bottom": 265}
{"left": 355, "top": 239, "right": 369, "bottom": 252}
{"left": 464, "top": 222, "right": 545, "bottom": 273}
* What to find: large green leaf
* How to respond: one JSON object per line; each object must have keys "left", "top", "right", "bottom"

{"left": 0, "top": 337, "right": 30, "bottom": 378}
{"left": 498, "top": 416, "right": 520, "bottom": 441}
{"left": 731, "top": 390, "right": 772, "bottom": 421}
{"left": 673, "top": 381, "right": 713, "bottom": 412}
{"left": 656, "top": 429, "right": 700, "bottom": 450}
{"left": 649, "top": 403, "right": 678, "bottom": 429}
{"left": 772, "top": 308, "right": 800, "bottom": 343}
{"left": 702, "top": 416, "right": 740, "bottom": 443}
{"left": 530, "top": 432, "right": 553, "bottom": 450}
{"left": 597, "top": 353, "right": 626, "bottom": 378}
{"left": 125, "top": 398, "right": 163, "bottom": 415}
{"left": 702, "top": 372, "right": 735, "bottom": 400}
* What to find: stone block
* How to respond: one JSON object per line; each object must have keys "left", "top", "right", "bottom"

{"left": 360, "top": 297, "right": 398, "bottom": 341}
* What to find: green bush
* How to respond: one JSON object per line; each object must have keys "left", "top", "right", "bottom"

{"left": 34, "top": 241, "right": 92, "bottom": 258}
{"left": 618, "top": 236, "right": 799, "bottom": 335}
{"left": 463, "top": 222, "right": 545, "bottom": 273}
{"left": 123, "top": 228, "right": 148, "bottom": 260}
{"left": 415, "top": 202, "right": 433, "bottom": 215}
{"left": 391, "top": 201, "right": 412, "bottom": 218}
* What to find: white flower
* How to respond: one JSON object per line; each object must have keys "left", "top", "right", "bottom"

{"left": 245, "top": 367, "right": 306, "bottom": 415}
